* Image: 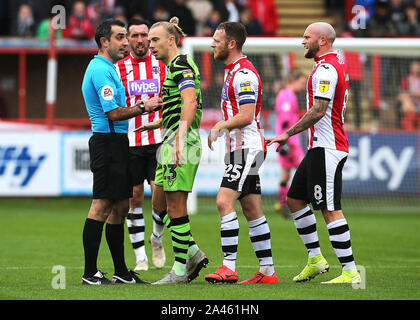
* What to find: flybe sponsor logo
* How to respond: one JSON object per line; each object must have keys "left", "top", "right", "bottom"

{"left": 129, "top": 79, "right": 159, "bottom": 95}
{"left": 0, "top": 146, "right": 46, "bottom": 187}
{"left": 222, "top": 84, "right": 229, "bottom": 101}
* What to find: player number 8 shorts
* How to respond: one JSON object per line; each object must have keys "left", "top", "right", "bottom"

{"left": 287, "top": 147, "right": 348, "bottom": 211}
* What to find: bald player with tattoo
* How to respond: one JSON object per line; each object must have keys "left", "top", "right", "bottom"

{"left": 266, "top": 22, "right": 361, "bottom": 284}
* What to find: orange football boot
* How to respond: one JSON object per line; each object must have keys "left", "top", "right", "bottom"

{"left": 204, "top": 265, "right": 238, "bottom": 284}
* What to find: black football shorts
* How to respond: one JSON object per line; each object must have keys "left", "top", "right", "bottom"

{"left": 89, "top": 133, "right": 132, "bottom": 200}
{"left": 220, "top": 148, "right": 265, "bottom": 199}
{"left": 287, "top": 147, "right": 347, "bottom": 211}
{"left": 129, "top": 143, "right": 161, "bottom": 186}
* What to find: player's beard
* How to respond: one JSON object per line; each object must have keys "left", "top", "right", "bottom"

{"left": 133, "top": 43, "right": 149, "bottom": 58}
{"left": 214, "top": 45, "right": 229, "bottom": 62}
{"left": 108, "top": 45, "right": 126, "bottom": 62}
{"left": 304, "top": 42, "right": 319, "bottom": 59}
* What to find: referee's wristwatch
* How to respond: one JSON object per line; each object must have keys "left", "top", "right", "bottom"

{"left": 137, "top": 102, "right": 146, "bottom": 113}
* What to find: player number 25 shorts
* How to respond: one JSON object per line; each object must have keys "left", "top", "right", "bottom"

{"left": 220, "top": 148, "right": 265, "bottom": 199}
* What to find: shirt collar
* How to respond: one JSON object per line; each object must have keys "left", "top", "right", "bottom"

{"left": 224, "top": 56, "right": 247, "bottom": 70}
{"left": 167, "top": 54, "right": 181, "bottom": 68}
{"left": 314, "top": 51, "right": 337, "bottom": 62}
{"left": 94, "top": 55, "right": 115, "bottom": 67}
{"left": 130, "top": 50, "right": 151, "bottom": 63}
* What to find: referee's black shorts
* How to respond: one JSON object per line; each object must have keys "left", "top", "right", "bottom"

{"left": 129, "top": 143, "right": 161, "bottom": 186}
{"left": 89, "top": 133, "right": 132, "bottom": 200}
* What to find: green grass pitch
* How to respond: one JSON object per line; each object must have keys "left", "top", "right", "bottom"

{"left": 0, "top": 198, "right": 419, "bottom": 300}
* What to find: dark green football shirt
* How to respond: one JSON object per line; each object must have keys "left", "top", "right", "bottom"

{"left": 161, "top": 54, "right": 202, "bottom": 146}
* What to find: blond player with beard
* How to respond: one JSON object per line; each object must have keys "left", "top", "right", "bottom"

{"left": 147, "top": 17, "right": 208, "bottom": 284}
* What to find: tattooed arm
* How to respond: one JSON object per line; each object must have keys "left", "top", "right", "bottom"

{"left": 286, "top": 98, "right": 329, "bottom": 137}
{"left": 266, "top": 98, "right": 329, "bottom": 150}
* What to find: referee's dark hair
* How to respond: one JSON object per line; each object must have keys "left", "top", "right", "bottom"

{"left": 127, "top": 18, "right": 151, "bottom": 34}
{"left": 95, "top": 19, "right": 126, "bottom": 48}
{"left": 216, "top": 22, "right": 247, "bottom": 51}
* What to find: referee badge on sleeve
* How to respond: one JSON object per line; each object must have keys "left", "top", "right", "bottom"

{"left": 319, "top": 80, "right": 330, "bottom": 93}
{"left": 101, "top": 85, "right": 114, "bottom": 101}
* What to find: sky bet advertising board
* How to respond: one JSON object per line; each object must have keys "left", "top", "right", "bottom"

{"left": 342, "top": 132, "right": 418, "bottom": 194}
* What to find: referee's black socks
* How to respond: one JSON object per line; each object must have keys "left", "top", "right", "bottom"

{"left": 82, "top": 218, "right": 104, "bottom": 278}
{"left": 105, "top": 222, "right": 130, "bottom": 277}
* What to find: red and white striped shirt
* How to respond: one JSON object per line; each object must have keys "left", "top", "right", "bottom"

{"left": 221, "top": 56, "right": 266, "bottom": 153}
{"left": 306, "top": 51, "right": 349, "bottom": 153}
{"left": 115, "top": 50, "right": 167, "bottom": 147}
